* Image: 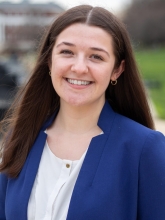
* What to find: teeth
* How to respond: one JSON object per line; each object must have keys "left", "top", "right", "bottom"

{"left": 67, "top": 78, "right": 90, "bottom": 85}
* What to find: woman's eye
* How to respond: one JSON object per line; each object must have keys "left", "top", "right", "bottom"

{"left": 60, "top": 50, "right": 73, "bottom": 55}
{"left": 91, "top": 54, "right": 103, "bottom": 60}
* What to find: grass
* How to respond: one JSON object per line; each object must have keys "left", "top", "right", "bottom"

{"left": 135, "top": 47, "right": 165, "bottom": 119}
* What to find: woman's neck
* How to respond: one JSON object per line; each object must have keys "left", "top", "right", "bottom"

{"left": 52, "top": 100, "right": 105, "bottom": 134}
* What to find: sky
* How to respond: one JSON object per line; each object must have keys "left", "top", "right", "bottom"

{"left": 0, "top": 0, "right": 132, "bottom": 13}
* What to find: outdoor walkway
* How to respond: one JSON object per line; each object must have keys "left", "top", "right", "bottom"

{"left": 150, "top": 100, "right": 165, "bottom": 135}
{"left": 154, "top": 117, "right": 165, "bottom": 135}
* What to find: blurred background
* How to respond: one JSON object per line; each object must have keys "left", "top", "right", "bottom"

{"left": 0, "top": 0, "right": 165, "bottom": 134}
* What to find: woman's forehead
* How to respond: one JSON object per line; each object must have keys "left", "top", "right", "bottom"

{"left": 55, "top": 23, "right": 113, "bottom": 47}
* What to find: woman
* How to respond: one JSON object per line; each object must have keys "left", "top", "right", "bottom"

{"left": 0, "top": 5, "right": 165, "bottom": 220}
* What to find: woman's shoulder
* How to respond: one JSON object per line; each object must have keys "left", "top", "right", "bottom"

{"left": 116, "top": 111, "right": 163, "bottom": 136}
{"left": 113, "top": 111, "right": 165, "bottom": 151}
{"left": 100, "top": 101, "right": 164, "bottom": 144}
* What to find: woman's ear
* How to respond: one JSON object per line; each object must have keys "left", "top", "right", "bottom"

{"left": 111, "top": 60, "right": 125, "bottom": 81}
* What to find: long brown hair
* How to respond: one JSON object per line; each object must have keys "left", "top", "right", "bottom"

{"left": 0, "top": 5, "right": 154, "bottom": 177}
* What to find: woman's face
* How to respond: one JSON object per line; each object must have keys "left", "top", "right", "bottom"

{"left": 50, "top": 23, "right": 124, "bottom": 107}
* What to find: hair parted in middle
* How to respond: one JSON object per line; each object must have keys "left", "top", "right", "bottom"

{"left": 0, "top": 5, "right": 154, "bottom": 177}
{"left": 35, "top": 4, "right": 153, "bottom": 127}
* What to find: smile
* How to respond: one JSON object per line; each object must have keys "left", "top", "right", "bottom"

{"left": 66, "top": 78, "right": 91, "bottom": 85}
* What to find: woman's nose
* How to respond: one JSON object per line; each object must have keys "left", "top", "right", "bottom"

{"left": 71, "top": 57, "right": 88, "bottom": 74}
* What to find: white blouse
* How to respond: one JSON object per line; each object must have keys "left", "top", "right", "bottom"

{"left": 27, "top": 141, "right": 87, "bottom": 220}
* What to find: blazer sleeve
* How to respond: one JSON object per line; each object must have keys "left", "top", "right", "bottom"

{"left": 138, "top": 131, "right": 165, "bottom": 220}
{"left": 0, "top": 173, "right": 7, "bottom": 220}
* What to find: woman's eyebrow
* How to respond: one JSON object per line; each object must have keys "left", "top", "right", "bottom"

{"left": 56, "top": 42, "right": 75, "bottom": 47}
{"left": 90, "top": 47, "right": 110, "bottom": 57}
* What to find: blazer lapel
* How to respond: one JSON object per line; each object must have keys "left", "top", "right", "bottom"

{"left": 6, "top": 131, "right": 46, "bottom": 219}
{"left": 67, "top": 102, "right": 116, "bottom": 219}
{"left": 6, "top": 113, "right": 57, "bottom": 220}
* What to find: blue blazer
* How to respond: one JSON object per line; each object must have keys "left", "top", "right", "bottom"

{"left": 1, "top": 102, "right": 165, "bottom": 220}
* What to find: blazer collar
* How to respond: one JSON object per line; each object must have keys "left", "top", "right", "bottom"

{"left": 97, "top": 100, "right": 116, "bottom": 134}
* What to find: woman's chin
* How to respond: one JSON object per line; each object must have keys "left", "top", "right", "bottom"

{"left": 60, "top": 97, "right": 90, "bottom": 107}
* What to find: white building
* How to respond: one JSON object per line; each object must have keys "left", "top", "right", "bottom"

{"left": 0, "top": 1, "right": 64, "bottom": 51}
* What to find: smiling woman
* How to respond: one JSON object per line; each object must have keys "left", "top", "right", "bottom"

{"left": 0, "top": 5, "right": 165, "bottom": 220}
{"left": 50, "top": 23, "right": 123, "bottom": 107}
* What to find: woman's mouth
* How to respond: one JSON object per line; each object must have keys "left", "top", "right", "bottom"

{"left": 66, "top": 78, "right": 92, "bottom": 85}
